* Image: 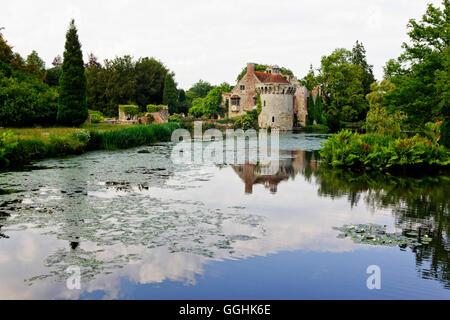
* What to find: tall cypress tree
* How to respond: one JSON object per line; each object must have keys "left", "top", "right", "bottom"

{"left": 57, "top": 19, "right": 88, "bottom": 126}
{"left": 306, "top": 94, "right": 315, "bottom": 125}
{"left": 162, "top": 73, "right": 178, "bottom": 114}
{"left": 315, "top": 93, "right": 323, "bottom": 124}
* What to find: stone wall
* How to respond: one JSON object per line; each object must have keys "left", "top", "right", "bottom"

{"left": 224, "top": 63, "right": 259, "bottom": 118}
{"left": 293, "top": 85, "right": 308, "bottom": 127}
{"left": 258, "top": 90, "right": 294, "bottom": 131}
{"left": 118, "top": 109, "right": 138, "bottom": 121}
{"left": 139, "top": 106, "right": 169, "bottom": 125}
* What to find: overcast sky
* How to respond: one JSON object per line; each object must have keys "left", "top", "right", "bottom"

{"left": 0, "top": 0, "right": 442, "bottom": 89}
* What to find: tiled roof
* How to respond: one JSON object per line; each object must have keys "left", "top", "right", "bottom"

{"left": 255, "top": 71, "right": 289, "bottom": 84}
{"left": 231, "top": 94, "right": 240, "bottom": 98}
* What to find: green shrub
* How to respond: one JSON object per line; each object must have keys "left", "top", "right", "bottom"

{"left": 0, "top": 131, "right": 17, "bottom": 167}
{"left": 90, "top": 111, "right": 104, "bottom": 123}
{"left": 441, "top": 120, "right": 450, "bottom": 148}
{"left": 7, "top": 138, "right": 48, "bottom": 165}
{"left": 0, "top": 71, "right": 59, "bottom": 127}
{"left": 146, "top": 104, "right": 165, "bottom": 113}
{"left": 119, "top": 105, "right": 139, "bottom": 116}
{"left": 423, "top": 120, "right": 443, "bottom": 145}
{"left": 320, "top": 130, "right": 450, "bottom": 170}
{"left": 47, "top": 135, "right": 85, "bottom": 156}
{"left": 233, "top": 109, "right": 259, "bottom": 130}
{"left": 168, "top": 113, "right": 183, "bottom": 122}
{"left": 68, "top": 129, "right": 91, "bottom": 144}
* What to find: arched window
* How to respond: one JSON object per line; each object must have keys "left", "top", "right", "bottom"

{"left": 272, "top": 116, "right": 275, "bottom": 123}
{"left": 264, "top": 100, "right": 266, "bottom": 107}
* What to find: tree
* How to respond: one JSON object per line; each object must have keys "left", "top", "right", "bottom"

{"left": 0, "top": 28, "right": 25, "bottom": 71}
{"left": 0, "top": 30, "right": 58, "bottom": 127}
{"left": 57, "top": 19, "right": 88, "bottom": 126}
{"left": 317, "top": 48, "right": 367, "bottom": 122}
{"left": 162, "top": 72, "right": 178, "bottom": 114}
{"left": 188, "top": 86, "right": 226, "bottom": 118}
{"left": 186, "top": 80, "right": 213, "bottom": 103}
{"left": 385, "top": 0, "right": 449, "bottom": 128}
{"left": 176, "top": 88, "right": 189, "bottom": 114}
{"left": 300, "top": 64, "right": 319, "bottom": 91}
{"left": 134, "top": 57, "right": 168, "bottom": 110}
{"left": 365, "top": 80, "right": 406, "bottom": 136}
{"left": 351, "top": 41, "right": 375, "bottom": 96}
{"left": 26, "top": 50, "right": 45, "bottom": 71}
{"left": 85, "top": 55, "right": 169, "bottom": 117}
{"left": 306, "top": 93, "right": 315, "bottom": 125}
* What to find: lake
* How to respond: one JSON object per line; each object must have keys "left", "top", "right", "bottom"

{"left": 0, "top": 133, "right": 448, "bottom": 299}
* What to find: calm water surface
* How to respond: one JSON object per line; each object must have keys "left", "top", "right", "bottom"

{"left": 0, "top": 133, "right": 448, "bottom": 299}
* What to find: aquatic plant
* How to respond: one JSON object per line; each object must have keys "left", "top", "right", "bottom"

{"left": 333, "top": 224, "right": 433, "bottom": 248}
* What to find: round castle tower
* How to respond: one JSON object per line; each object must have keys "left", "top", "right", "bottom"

{"left": 256, "top": 69, "right": 296, "bottom": 130}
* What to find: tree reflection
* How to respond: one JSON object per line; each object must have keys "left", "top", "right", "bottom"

{"left": 309, "top": 166, "right": 450, "bottom": 289}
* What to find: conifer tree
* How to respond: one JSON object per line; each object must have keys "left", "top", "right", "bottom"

{"left": 57, "top": 19, "right": 88, "bottom": 126}
{"left": 306, "top": 94, "right": 316, "bottom": 125}
{"left": 162, "top": 73, "right": 178, "bottom": 114}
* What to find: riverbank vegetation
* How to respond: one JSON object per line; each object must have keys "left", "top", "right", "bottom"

{"left": 0, "top": 123, "right": 179, "bottom": 168}
{"left": 319, "top": 1, "right": 449, "bottom": 169}
{"left": 320, "top": 128, "right": 449, "bottom": 170}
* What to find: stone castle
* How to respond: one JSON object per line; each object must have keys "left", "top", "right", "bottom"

{"left": 222, "top": 63, "right": 311, "bottom": 130}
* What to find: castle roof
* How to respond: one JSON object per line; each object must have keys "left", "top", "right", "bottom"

{"left": 255, "top": 71, "right": 289, "bottom": 84}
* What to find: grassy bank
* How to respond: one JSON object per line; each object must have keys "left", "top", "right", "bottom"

{"left": 0, "top": 122, "right": 180, "bottom": 168}
{"left": 320, "top": 130, "right": 450, "bottom": 171}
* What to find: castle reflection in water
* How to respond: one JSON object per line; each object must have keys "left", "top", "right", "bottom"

{"left": 232, "top": 150, "right": 318, "bottom": 194}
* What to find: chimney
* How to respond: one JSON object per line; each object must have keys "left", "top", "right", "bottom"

{"left": 247, "top": 62, "right": 255, "bottom": 75}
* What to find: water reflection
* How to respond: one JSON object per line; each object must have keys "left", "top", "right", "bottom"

{"left": 232, "top": 150, "right": 449, "bottom": 289}
{"left": 231, "top": 150, "right": 318, "bottom": 194}
{"left": 308, "top": 166, "right": 450, "bottom": 289}
{"left": 0, "top": 134, "right": 448, "bottom": 298}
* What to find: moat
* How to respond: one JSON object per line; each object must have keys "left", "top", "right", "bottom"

{"left": 0, "top": 133, "right": 448, "bottom": 299}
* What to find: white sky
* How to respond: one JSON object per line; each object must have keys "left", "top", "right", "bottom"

{"left": 0, "top": 0, "right": 442, "bottom": 89}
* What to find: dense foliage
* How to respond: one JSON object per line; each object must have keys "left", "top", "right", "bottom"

{"left": 384, "top": 0, "right": 449, "bottom": 128}
{"left": 89, "top": 111, "right": 104, "bottom": 123}
{"left": 162, "top": 73, "right": 178, "bottom": 114}
{"left": 86, "top": 55, "right": 178, "bottom": 117}
{"left": 146, "top": 104, "right": 165, "bottom": 113}
{"left": 119, "top": 104, "right": 139, "bottom": 116}
{"left": 57, "top": 20, "right": 88, "bottom": 126}
{"left": 0, "top": 32, "right": 59, "bottom": 127}
{"left": 188, "top": 84, "right": 230, "bottom": 118}
{"left": 0, "top": 130, "right": 17, "bottom": 167}
{"left": 320, "top": 130, "right": 449, "bottom": 170}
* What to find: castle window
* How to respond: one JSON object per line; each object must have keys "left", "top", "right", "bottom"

{"left": 240, "top": 85, "right": 245, "bottom": 91}
{"left": 231, "top": 97, "right": 240, "bottom": 106}
{"left": 253, "top": 97, "right": 257, "bottom": 105}
{"left": 272, "top": 116, "right": 275, "bottom": 123}
{"left": 264, "top": 101, "right": 266, "bottom": 107}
